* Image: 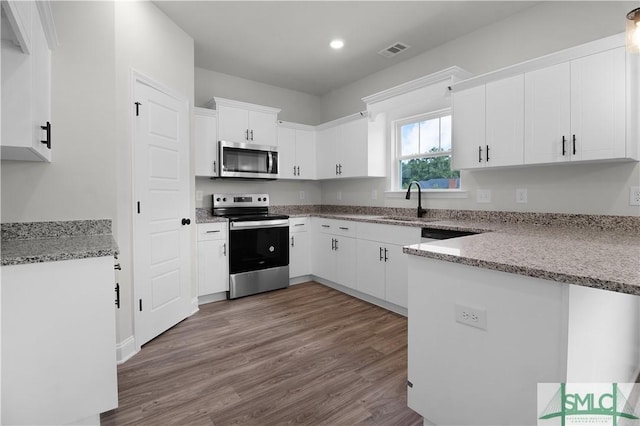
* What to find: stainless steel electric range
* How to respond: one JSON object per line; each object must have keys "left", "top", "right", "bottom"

{"left": 212, "top": 193, "right": 289, "bottom": 299}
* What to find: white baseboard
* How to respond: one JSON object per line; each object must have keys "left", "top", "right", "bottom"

{"left": 198, "top": 292, "right": 227, "bottom": 305}
{"left": 290, "top": 275, "right": 314, "bottom": 285}
{"left": 190, "top": 297, "right": 200, "bottom": 315}
{"left": 116, "top": 336, "right": 138, "bottom": 365}
{"left": 312, "top": 276, "right": 407, "bottom": 317}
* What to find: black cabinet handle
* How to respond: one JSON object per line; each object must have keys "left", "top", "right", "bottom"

{"left": 115, "top": 283, "right": 120, "bottom": 309}
{"left": 291, "top": 236, "right": 295, "bottom": 247}
{"left": 40, "top": 121, "right": 51, "bottom": 149}
{"left": 331, "top": 238, "right": 335, "bottom": 250}
{"left": 338, "top": 164, "right": 343, "bottom": 175}
{"left": 250, "top": 130, "right": 254, "bottom": 141}
{"left": 562, "top": 136, "right": 566, "bottom": 156}
{"left": 379, "top": 247, "right": 383, "bottom": 261}
{"left": 478, "top": 146, "right": 482, "bottom": 163}
{"left": 335, "top": 164, "right": 339, "bottom": 175}
{"left": 297, "top": 166, "right": 300, "bottom": 176}
{"left": 335, "top": 239, "right": 339, "bottom": 250}
{"left": 486, "top": 145, "right": 490, "bottom": 162}
{"left": 223, "top": 243, "right": 226, "bottom": 256}
{"left": 384, "top": 248, "right": 388, "bottom": 262}
{"left": 572, "top": 134, "right": 576, "bottom": 155}
{"left": 181, "top": 218, "right": 191, "bottom": 225}
{"left": 114, "top": 263, "right": 122, "bottom": 270}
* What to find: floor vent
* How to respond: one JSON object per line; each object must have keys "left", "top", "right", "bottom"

{"left": 378, "top": 42, "right": 411, "bottom": 58}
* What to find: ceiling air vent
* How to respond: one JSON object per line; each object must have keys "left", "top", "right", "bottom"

{"left": 378, "top": 42, "right": 411, "bottom": 58}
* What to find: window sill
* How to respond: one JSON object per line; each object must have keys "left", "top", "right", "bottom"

{"left": 384, "top": 189, "right": 469, "bottom": 199}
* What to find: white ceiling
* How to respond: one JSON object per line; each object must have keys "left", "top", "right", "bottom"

{"left": 154, "top": 1, "right": 538, "bottom": 96}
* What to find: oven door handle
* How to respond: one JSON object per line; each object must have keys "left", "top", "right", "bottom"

{"left": 230, "top": 219, "right": 289, "bottom": 230}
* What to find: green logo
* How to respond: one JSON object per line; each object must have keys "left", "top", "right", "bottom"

{"left": 539, "top": 383, "right": 639, "bottom": 426}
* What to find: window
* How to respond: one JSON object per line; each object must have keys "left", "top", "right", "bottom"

{"left": 396, "top": 110, "right": 459, "bottom": 190}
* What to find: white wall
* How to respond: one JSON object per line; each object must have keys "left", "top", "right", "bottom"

{"left": 1, "top": 1, "right": 117, "bottom": 222}
{"left": 195, "top": 67, "right": 321, "bottom": 125}
{"left": 114, "top": 1, "right": 195, "bottom": 346}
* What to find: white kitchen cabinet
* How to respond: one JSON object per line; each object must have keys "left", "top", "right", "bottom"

{"left": 277, "top": 122, "right": 316, "bottom": 179}
{"left": 1, "top": 0, "right": 56, "bottom": 162}
{"left": 194, "top": 107, "right": 218, "bottom": 177}
{"left": 289, "top": 217, "right": 310, "bottom": 278}
{"left": 197, "top": 222, "right": 229, "bottom": 296}
{"left": 525, "top": 47, "right": 626, "bottom": 164}
{"left": 2, "top": 256, "right": 118, "bottom": 425}
{"left": 452, "top": 75, "right": 524, "bottom": 170}
{"left": 311, "top": 218, "right": 357, "bottom": 289}
{"left": 356, "top": 222, "right": 420, "bottom": 308}
{"left": 211, "top": 97, "right": 280, "bottom": 146}
{"left": 316, "top": 114, "right": 384, "bottom": 179}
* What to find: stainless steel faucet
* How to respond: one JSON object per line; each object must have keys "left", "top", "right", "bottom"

{"left": 405, "top": 181, "right": 427, "bottom": 218}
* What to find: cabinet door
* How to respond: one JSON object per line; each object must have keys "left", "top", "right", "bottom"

{"left": 524, "top": 62, "right": 571, "bottom": 165}
{"left": 248, "top": 110, "right": 277, "bottom": 146}
{"left": 340, "top": 117, "right": 367, "bottom": 177}
{"left": 277, "top": 126, "right": 296, "bottom": 179}
{"left": 197, "top": 239, "right": 228, "bottom": 296}
{"left": 194, "top": 110, "right": 218, "bottom": 177}
{"left": 452, "top": 85, "right": 486, "bottom": 170}
{"left": 335, "top": 236, "right": 357, "bottom": 290}
{"left": 217, "top": 105, "right": 249, "bottom": 143}
{"left": 485, "top": 75, "right": 524, "bottom": 167}
{"left": 356, "top": 239, "right": 386, "bottom": 299}
{"left": 289, "top": 232, "right": 310, "bottom": 278}
{"left": 570, "top": 47, "right": 626, "bottom": 161}
{"left": 316, "top": 126, "right": 338, "bottom": 179}
{"left": 384, "top": 244, "right": 408, "bottom": 308}
{"left": 312, "top": 233, "right": 336, "bottom": 282}
{"left": 295, "top": 129, "right": 316, "bottom": 179}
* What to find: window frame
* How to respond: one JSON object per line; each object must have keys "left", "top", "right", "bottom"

{"left": 392, "top": 108, "right": 461, "bottom": 193}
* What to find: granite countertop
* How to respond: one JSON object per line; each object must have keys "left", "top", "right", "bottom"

{"left": 1, "top": 220, "right": 119, "bottom": 266}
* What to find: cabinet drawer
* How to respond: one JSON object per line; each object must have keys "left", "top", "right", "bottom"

{"left": 197, "top": 222, "right": 227, "bottom": 241}
{"left": 289, "top": 217, "right": 309, "bottom": 232}
{"left": 357, "top": 222, "right": 421, "bottom": 245}
{"left": 314, "top": 218, "right": 355, "bottom": 236}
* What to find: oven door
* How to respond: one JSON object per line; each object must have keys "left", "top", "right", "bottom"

{"left": 219, "top": 140, "right": 279, "bottom": 179}
{"left": 228, "top": 219, "right": 289, "bottom": 274}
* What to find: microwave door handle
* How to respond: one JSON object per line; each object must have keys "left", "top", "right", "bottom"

{"left": 267, "top": 152, "right": 273, "bottom": 173}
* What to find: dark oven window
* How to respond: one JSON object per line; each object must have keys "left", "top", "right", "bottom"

{"left": 229, "top": 225, "right": 289, "bottom": 274}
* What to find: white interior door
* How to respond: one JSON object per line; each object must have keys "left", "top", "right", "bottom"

{"left": 133, "top": 76, "right": 191, "bottom": 347}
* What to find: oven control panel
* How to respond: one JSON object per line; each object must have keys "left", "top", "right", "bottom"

{"left": 212, "top": 193, "right": 269, "bottom": 208}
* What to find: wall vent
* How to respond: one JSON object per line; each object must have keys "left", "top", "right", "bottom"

{"left": 378, "top": 42, "right": 411, "bottom": 58}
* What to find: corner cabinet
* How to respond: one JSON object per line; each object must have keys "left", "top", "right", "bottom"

{"left": 1, "top": 0, "right": 56, "bottom": 162}
{"left": 451, "top": 34, "right": 638, "bottom": 169}
{"left": 208, "top": 97, "right": 280, "bottom": 146}
{"left": 277, "top": 121, "right": 316, "bottom": 180}
{"left": 316, "top": 114, "right": 385, "bottom": 179}
{"left": 194, "top": 107, "right": 218, "bottom": 177}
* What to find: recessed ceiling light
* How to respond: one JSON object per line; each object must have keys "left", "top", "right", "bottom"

{"left": 330, "top": 39, "right": 344, "bottom": 50}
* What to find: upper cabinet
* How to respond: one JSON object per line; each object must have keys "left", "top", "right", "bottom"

{"left": 194, "top": 107, "right": 218, "bottom": 177}
{"left": 208, "top": 97, "right": 280, "bottom": 147}
{"left": 451, "top": 34, "right": 638, "bottom": 169}
{"left": 277, "top": 121, "right": 316, "bottom": 180}
{"left": 1, "top": 0, "right": 57, "bottom": 162}
{"left": 316, "top": 114, "right": 385, "bottom": 179}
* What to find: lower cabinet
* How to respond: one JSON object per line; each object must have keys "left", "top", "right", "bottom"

{"left": 2, "top": 256, "right": 118, "bottom": 425}
{"left": 289, "top": 217, "right": 310, "bottom": 278}
{"left": 311, "top": 219, "right": 357, "bottom": 289}
{"left": 197, "top": 222, "right": 229, "bottom": 296}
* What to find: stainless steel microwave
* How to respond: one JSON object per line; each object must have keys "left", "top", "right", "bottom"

{"left": 218, "top": 140, "right": 279, "bottom": 179}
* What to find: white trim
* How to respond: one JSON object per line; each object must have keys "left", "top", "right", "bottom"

{"left": 315, "top": 110, "right": 369, "bottom": 131}
{"left": 35, "top": 0, "right": 59, "bottom": 50}
{"left": 190, "top": 297, "right": 199, "bottom": 315}
{"left": 450, "top": 33, "right": 625, "bottom": 92}
{"left": 290, "top": 275, "right": 314, "bottom": 285}
{"left": 362, "top": 66, "right": 473, "bottom": 105}
{"left": 385, "top": 189, "right": 469, "bottom": 199}
{"left": 313, "top": 277, "right": 407, "bottom": 317}
{"left": 116, "top": 336, "right": 138, "bottom": 365}
{"left": 207, "top": 97, "right": 281, "bottom": 115}
{"left": 198, "top": 292, "right": 227, "bottom": 305}
{"left": 194, "top": 106, "right": 216, "bottom": 118}
{"left": 277, "top": 120, "right": 315, "bottom": 132}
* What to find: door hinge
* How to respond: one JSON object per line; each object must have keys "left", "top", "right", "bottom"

{"left": 139, "top": 299, "right": 143, "bottom": 311}
{"left": 137, "top": 201, "right": 141, "bottom": 214}
{"left": 134, "top": 102, "right": 141, "bottom": 116}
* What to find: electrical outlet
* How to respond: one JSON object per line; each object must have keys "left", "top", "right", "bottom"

{"left": 299, "top": 191, "right": 305, "bottom": 200}
{"left": 195, "top": 190, "right": 203, "bottom": 202}
{"left": 337, "top": 191, "right": 342, "bottom": 201}
{"left": 476, "top": 189, "right": 492, "bottom": 204}
{"left": 630, "top": 187, "right": 640, "bottom": 206}
{"left": 455, "top": 304, "right": 487, "bottom": 330}
{"left": 371, "top": 190, "right": 378, "bottom": 201}
{"left": 516, "top": 188, "right": 528, "bottom": 204}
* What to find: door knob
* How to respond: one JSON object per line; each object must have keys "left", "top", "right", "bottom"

{"left": 181, "top": 218, "right": 191, "bottom": 225}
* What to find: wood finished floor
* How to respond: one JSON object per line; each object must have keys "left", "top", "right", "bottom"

{"left": 101, "top": 282, "right": 422, "bottom": 426}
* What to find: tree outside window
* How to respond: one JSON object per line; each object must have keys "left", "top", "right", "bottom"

{"left": 397, "top": 112, "right": 460, "bottom": 189}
